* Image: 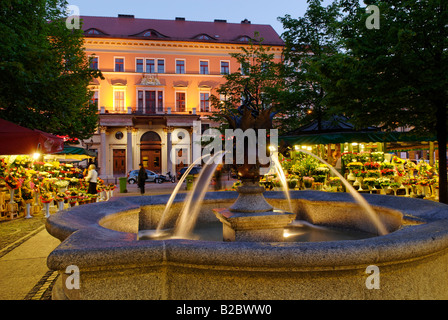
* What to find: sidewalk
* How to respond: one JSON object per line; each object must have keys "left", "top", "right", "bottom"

{"left": 0, "top": 179, "right": 237, "bottom": 300}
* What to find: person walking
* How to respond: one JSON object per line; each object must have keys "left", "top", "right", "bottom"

{"left": 137, "top": 163, "right": 148, "bottom": 195}
{"left": 85, "top": 164, "right": 98, "bottom": 195}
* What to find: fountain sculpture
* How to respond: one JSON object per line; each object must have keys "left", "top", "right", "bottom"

{"left": 45, "top": 91, "right": 448, "bottom": 300}
{"left": 213, "top": 90, "right": 295, "bottom": 242}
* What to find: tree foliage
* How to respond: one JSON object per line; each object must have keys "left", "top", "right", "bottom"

{"left": 318, "top": 0, "right": 448, "bottom": 203}
{"left": 277, "top": 0, "right": 342, "bottom": 134}
{"left": 0, "top": 0, "right": 103, "bottom": 140}
{"left": 208, "top": 33, "right": 284, "bottom": 132}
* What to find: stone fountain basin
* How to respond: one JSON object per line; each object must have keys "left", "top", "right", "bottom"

{"left": 46, "top": 191, "right": 448, "bottom": 300}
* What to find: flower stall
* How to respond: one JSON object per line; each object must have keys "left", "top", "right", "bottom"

{"left": 264, "top": 150, "right": 440, "bottom": 201}
{"left": 0, "top": 155, "right": 114, "bottom": 221}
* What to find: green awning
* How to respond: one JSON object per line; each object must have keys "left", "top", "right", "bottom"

{"left": 58, "top": 146, "right": 97, "bottom": 157}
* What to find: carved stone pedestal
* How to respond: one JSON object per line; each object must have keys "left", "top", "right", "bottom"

{"left": 213, "top": 181, "right": 295, "bottom": 242}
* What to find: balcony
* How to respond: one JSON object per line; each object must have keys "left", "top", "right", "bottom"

{"left": 99, "top": 106, "right": 214, "bottom": 116}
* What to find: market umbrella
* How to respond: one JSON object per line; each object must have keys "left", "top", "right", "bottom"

{"left": 45, "top": 146, "right": 97, "bottom": 161}
{"left": 0, "top": 118, "right": 64, "bottom": 155}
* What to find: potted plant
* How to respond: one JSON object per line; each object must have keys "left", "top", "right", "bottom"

{"left": 303, "top": 176, "right": 314, "bottom": 189}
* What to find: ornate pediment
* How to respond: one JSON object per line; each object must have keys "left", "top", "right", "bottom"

{"left": 138, "top": 74, "right": 161, "bottom": 86}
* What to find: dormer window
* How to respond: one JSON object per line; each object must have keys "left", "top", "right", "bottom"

{"left": 132, "top": 29, "right": 167, "bottom": 38}
{"left": 85, "top": 28, "right": 105, "bottom": 35}
{"left": 236, "top": 35, "right": 251, "bottom": 42}
{"left": 194, "top": 34, "right": 215, "bottom": 40}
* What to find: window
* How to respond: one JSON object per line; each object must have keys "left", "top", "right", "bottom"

{"left": 241, "top": 62, "right": 249, "bottom": 76}
{"left": 115, "top": 58, "right": 124, "bottom": 72}
{"left": 136, "top": 59, "right": 144, "bottom": 73}
{"left": 114, "top": 90, "right": 125, "bottom": 112}
{"left": 176, "top": 92, "right": 186, "bottom": 112}
{"left": 137, "top": 90, "right": 164, "bottom": 114}
{"left": 158, "top": 91, "right": 164, "bottom": 112}
{"left": 143, "top": 31, "right": 152, "bottom": 37}
{"left": 86, "top": 28, "right": 102, "bottom": 35}
{"left": 157, "top": 59, "right": 165, "bottom": 73}
{"left": 221, "top": 61, "right": 229, "bottom": 75}
{"left": 237, "top": 36, "right": 250, "bottom": 42}
{"left": 176, "top": 60, "right": 185, "bottom": 74}
{"left": 91, "top": 91, "right": 99, "bottom": 109}
{"left": 200, "top": 60, "right": 209, "bottom": 74}
{"left": 146, "top": 59, "right": 155, "bottom": 73}
{"left": 200, "top": 92, "right": 210, "bottom": 112}
{"left": 195, "top": 34, "right": 213, "bottom": 40}
{"left": 90, "top": 56, "right": 99, "bottom": 70}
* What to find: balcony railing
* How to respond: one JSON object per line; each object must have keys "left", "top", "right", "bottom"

{"left": 99, "top": 106, "right": 214, "bottom": 115}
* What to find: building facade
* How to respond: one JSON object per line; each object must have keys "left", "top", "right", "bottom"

{"left": 81, "top": 15, "right": 284, "bottom": 178}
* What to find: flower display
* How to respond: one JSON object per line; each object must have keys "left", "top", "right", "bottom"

{"left": 40, "top": 192, "right": 53, "bottom": 203}
{"left": 346, "top": 162, "right": 364, "bottom": 170}
{"left": 380, "top": 169, "right": 395, "bottom": 177}
{"left": 364, "top": 162, "right": 380, "bottom": 170}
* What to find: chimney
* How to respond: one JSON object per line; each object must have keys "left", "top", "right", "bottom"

{"left": 118, "top": 14, "right": 134, "bottom": 18}
{"left": 241, "top": 19, "right": 251, "bottom": 24}
{"left": 175, "top": 17, "right": 185, "bottom": 21}
{"left": 214, "top": 19, "right": 227, "bottom": 23}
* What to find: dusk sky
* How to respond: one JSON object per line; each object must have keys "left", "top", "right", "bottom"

{"left": 67, "top": 0, "right": 335, "bottom": 36}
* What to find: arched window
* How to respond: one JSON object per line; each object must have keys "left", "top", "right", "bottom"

{"left": 140, "top": 131, "right": 161, "bottom": 143}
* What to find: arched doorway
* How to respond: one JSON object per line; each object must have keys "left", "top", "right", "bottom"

{"left": 140, "top": 131, "right": 162, "bottom": 173}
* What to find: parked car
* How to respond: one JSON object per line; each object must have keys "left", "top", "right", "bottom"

{"left": 177, "top": 166, "right": 202, "bottom": 180}
{"left": 127, "top": 169, "right": 163, "bottom": 184}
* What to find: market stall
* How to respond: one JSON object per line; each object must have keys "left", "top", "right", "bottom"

{"left": 0, "top": 155, "right": 115, "bottom": 221}
{"left": 255, "top": 150, "right": 440, "bottom": 201}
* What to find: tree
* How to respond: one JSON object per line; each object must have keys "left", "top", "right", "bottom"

{"left": 319, "top": 0, "right": 447, "bottom": 203}
{"left": 277, "top": 0, "right": 342, "bottom": 134}
{"left": 208, "top": 33, "right": 284, "bottom": 132}
{"left": 0, "top": 0, "right": 103, "bottom": 140}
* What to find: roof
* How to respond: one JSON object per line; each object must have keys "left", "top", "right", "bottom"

{"left": 285, "top": 115, "right": 378, "bottom": 135}
{"left": 80, "top": 15, "right": 285, "bottom": 46}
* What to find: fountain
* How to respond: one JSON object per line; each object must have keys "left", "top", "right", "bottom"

{"left": 45, "top": 94, "right": 448, "bottom": 299}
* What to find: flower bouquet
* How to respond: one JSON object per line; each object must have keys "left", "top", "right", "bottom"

{"left": 40, "top": 192, "right": 53, "bottom": 203}
{"left": 380, "top": 162, "right": 394, "bottom": 170}
{"left": 40, "top": 192, "right": 54, "bottom": 218}
{"left": 21, "top": 187, "right": 34, "bottom": 219}
{"left": 370, "top": 152, "right": 384, "bottom": 162}
{"left": 378, "top": 178, "right": 391, "bottom": 193}
{"left": 54, "top": 179, "right": 70, "bottom": 191}
{"left": 3, "top": 174, "right": 21, "bottom": 190}
{"left": 346, "top": 162, "right": 364, "bottom": 170}
{"left": 363, "top": 177, "right": 377, "bottom": 193}
{"left": 365, "top": 170, "right": 380, "bottom": 178}
{"left": 303, "top": 176, "right": 314, "bottom": 188}
{"left": 380, "top": 169, "right": 395, "bottom": 177}
{"left": 21, "top": 187, "right": 34, "bottom": 203}
{"left": 364, "top": 162, "right": 380, "bottom": 170}
{"left": 389, "top": 182, "right": 401, "bottom": 196}
{"left": 327, "top": 177, "right": 342, "bottom": 192}
{"left": 54, "top": 192, "right": 66, "bottom": 211}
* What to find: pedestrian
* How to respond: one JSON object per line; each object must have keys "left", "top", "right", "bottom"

{"left": 85, "top": 164, "right": 98, "bottom": 195}
{"left": 214, "top": 164, "right": 223, "bottom": 191}
{"left": 137, "top": 163, "right": 148, "bottom": 195}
